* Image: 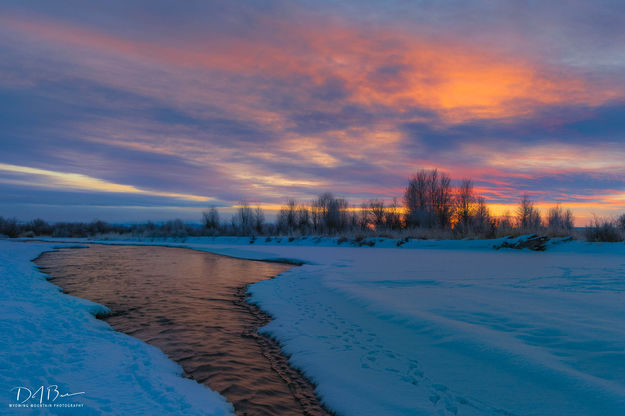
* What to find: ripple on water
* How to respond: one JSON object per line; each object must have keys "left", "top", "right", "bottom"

{"left": 36, "top": 245, "right": 332, "bottom": 416}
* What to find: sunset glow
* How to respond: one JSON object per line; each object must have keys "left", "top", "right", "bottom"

{"left": 1, "top": 1, "right": 624, "bottom": 223}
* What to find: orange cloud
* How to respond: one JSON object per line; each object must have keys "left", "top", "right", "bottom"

{"left": 2, "top": 14, "right": 620, "bottom": 124}
{"left": 3, "top": 12, "right": 623, "bottom": 222}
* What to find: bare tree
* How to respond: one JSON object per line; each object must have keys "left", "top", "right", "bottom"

{"left": 404, "top": 170, "right": 431, "bottom": 227}
{"left": 278, "top": 199, "right": 298, "bottom": 233}
{"left": 358, "top": 202, "right": 370, "bottom": 230}
{"left": 616, "top": 213, "right": 625, "bottom": 231}
{"left": 316, "top": 192, "right": 349, "bottom": 233}
{"left": 29, "top": 218, "right": 53, "bottom": 235}
{"left": 454, "top": 178, "right": 475, "bottom": 232}
{"left": 496, "top": 210, "right": 514, "bottom": 235}
{"left": 546, "top": 205, "right": 574, "bottom": 235}
{"left": 202, "top": 206, "right": 220, "bottom": 233}
{"left": 348, "top": 208, "right": 360, "bottom": 231}
{"left": 404, "top": 169, "right": 453, "bottom": 229}
{"left": 516, "top": 194, "right": 542, "bottom": 231}
{"left": 254, "top": 206, "right": 265, "bottom": 234}
{"left": 0, "top": 217, "right": 19, "bottom": 238}
{"left": 432, "top": 171, "right": 453, "bottom": 228}
{"left": 473, "top": 196, "right": 492, "bottom": 235}
{"left": 369, "top": 200, "right": 386, "bottom": 230}
{"left": 385, "top": 198, "right": 402, "bottom": 230}
{"left": 233, "top": 201, "right": 254, "bottom": 235}
{"left": 310, "top": 198, "right": 322, "bottom": 232}
{"left": 296, "top": 205, "right": 311, "bottom": 233}
{"left": 585, "top": 215, "right": 624, "bottom": 242}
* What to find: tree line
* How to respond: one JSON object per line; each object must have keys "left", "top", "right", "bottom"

{"left": 0, "top": 217, "right": 201, "bottom": 239}
{"left": 205, "top": 169, "right": 587, "bottom": 238}
{"left": 2, "top": 169, "right": 624, "bottom": 241}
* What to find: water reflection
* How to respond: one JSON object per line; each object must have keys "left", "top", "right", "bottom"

{"left": 36, "top": 245, "right": 330, "bottom": 416}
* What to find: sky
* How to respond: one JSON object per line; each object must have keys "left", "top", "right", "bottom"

{"left": 1, "top": 0, "right": 624, "bottom": 224}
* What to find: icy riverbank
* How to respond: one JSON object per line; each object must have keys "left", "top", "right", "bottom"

{"left": 0, "top": 240, "right": 234, "bottom": 415}
{"left": 4, "top": 236, "right": 625, "bottom": 415}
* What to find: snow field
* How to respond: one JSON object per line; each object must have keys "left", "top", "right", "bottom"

{"left": 6, "top": 236, "right": 625, "bottom": 415}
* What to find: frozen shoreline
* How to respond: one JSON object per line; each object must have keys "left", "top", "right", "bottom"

{"left": 0, "top": 241, "right": 234, "bottom": 415}
{"left": 4, "top": 236, "right": 625, "bottom": 415}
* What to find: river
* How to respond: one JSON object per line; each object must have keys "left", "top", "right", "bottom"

{"left": 36, "top": 244, "right": 331, "bottom": 416}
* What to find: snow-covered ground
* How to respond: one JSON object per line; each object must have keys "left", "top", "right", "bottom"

{"left": 3, "top": 236, "right": 625, "bottom": 415}
{"left": 0, "top": 240, "right": 233, "bottom": 415}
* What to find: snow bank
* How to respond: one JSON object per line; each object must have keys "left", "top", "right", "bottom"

{"left": 13, "top": 237, "right": 625, "bottom": 415}
{"left": 253, "top": 242, "right": 625, "bottom": 416}
{"left": 0, "top": 241, "right": 233, "bottom": 415}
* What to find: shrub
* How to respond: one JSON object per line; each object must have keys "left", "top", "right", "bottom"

{"left": 585, "top": 217, "right": 624, "bottom": 242}
{"left": 617, "top": 214, "right": 625, "bottom": 231}
{"left": 0, "top": 217, "right": 20, "bottom": 238}
{"left": 202, "top": 207, "right": 220, "bottom": 233}
{"left": 546, "top": 205, "right": 574, "bottom": 236}
{"left": 29, "top": 218, "right": 53, "bottom": 235}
